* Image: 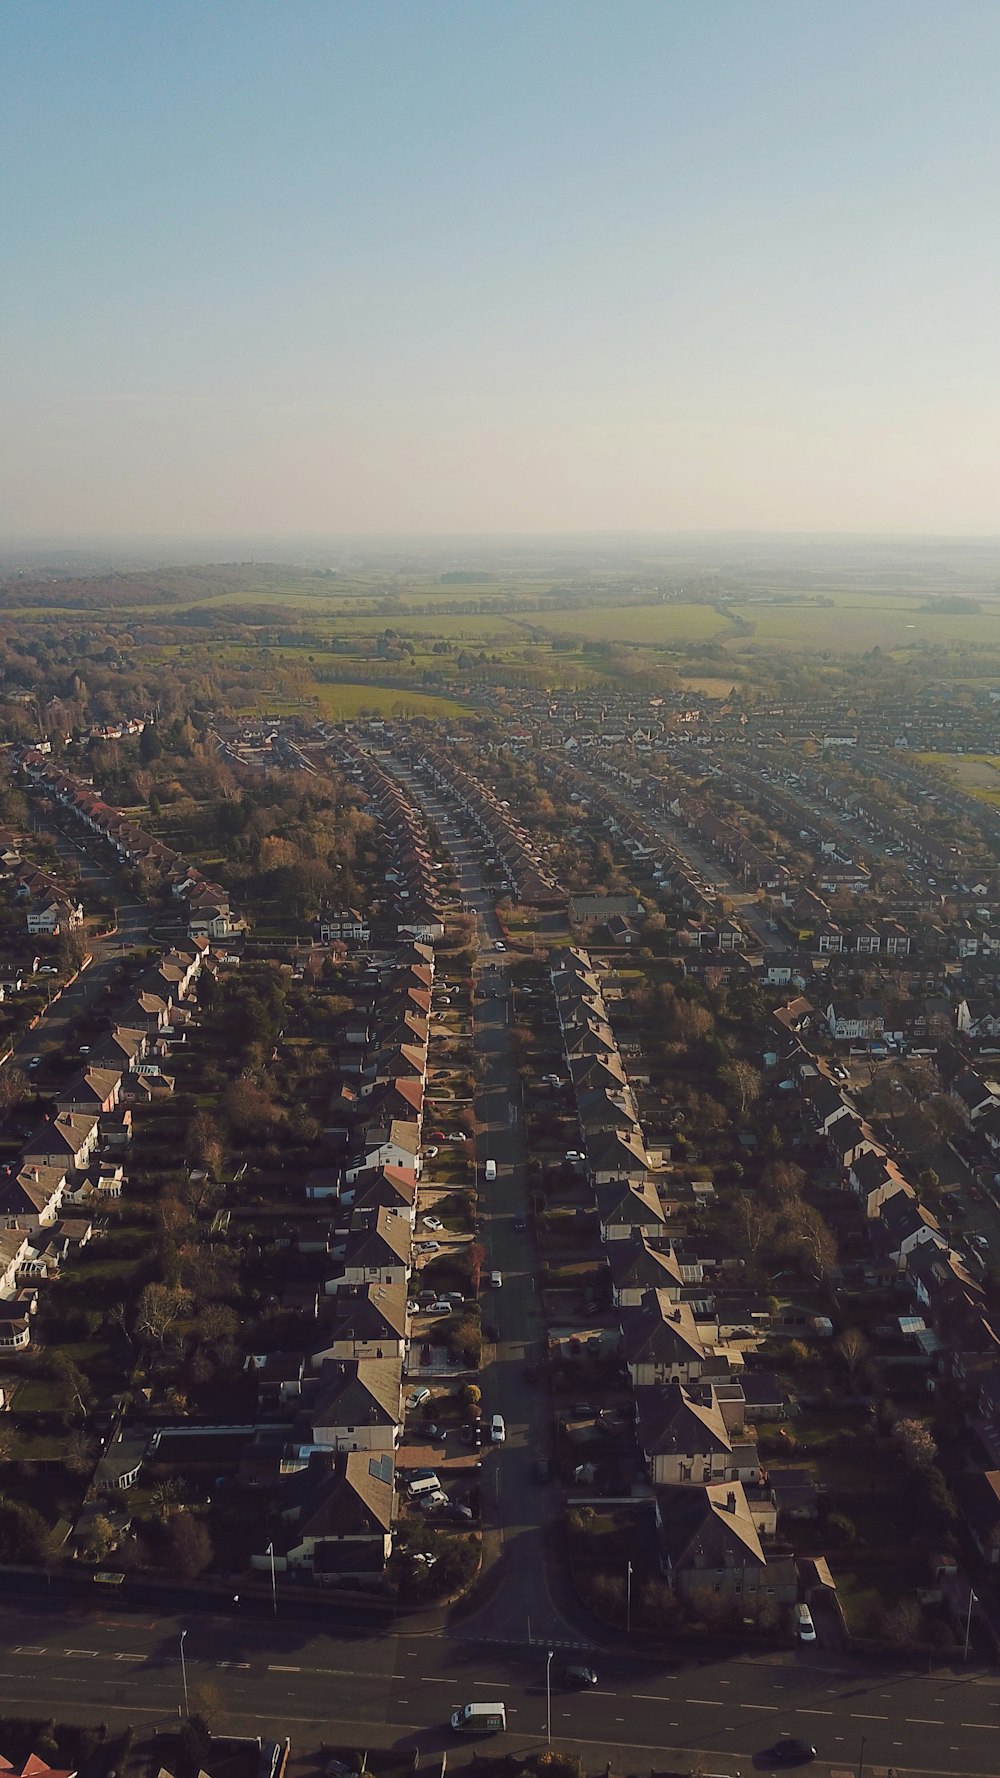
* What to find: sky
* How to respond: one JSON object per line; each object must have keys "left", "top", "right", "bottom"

{"left": 2, "top": 0, "right": 1000, "bottom": 540}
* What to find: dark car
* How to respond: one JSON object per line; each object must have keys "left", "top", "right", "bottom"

{"left": 767, "top": 1738, "right": 816, "bottom": 1765}
{"left": 534, "top": 1455, "right": 550, "bottom": 1483}
{"left": 562, "top": 1665, "right": 598, "bottom": 1688}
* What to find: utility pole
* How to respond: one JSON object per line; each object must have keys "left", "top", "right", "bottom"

{"left": 626, "top": 1558, "right": 633, "bottom": 1633}
{"left": 267, "top": 1540, "right": 277, "bottom": 1615}
{"left": 965, "top": 1586, "right": 977, "bottom": 1661}
{"left": 546, "top": 1648, "right": 553, "bottom": 1745}
{"left": 179, "top": 1629, "right": 189, "bottom": 1718}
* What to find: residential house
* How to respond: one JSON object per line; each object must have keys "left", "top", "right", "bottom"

{"left": 620, "top": 1291, "right": 708, "bottom": 1387}
{"left": 656, "top": 1480, "right": 795, "bottom": 1604}
{"left": 256, "top": 1449, "right": 393, "bottom": 1577}
{"left": 305, "top": 1356, "right": 402, "bottom": 1452}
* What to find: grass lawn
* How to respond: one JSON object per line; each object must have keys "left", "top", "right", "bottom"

{"left": 833, "top": 1557, "right": 924, "bottom": 1636}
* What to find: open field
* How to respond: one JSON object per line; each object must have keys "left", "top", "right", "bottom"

{"left": 915, "top": 752, "right": 1000, "bottom": 806}
{"left": 527, "top": 602, "right": 730, "bottom": 644}
{"left": 725, "top": 594, "right": 1000, "bottom": 654}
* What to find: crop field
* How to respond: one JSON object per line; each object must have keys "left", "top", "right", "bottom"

{"left": 311, "top": 683, "right": 471, "bottom": 719}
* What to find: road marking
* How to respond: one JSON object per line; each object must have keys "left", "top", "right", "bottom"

{"left": 63, "top": 1649, "right": 98, "bottom": 1657}
{"left": 15, "top": 1648, "right": 45, "bottom": 1656}
{"left": 633, "top": 1694, "right": 668, "bottom": 1701}
{"left": 961, "top": 1722, "right": 999, "bottom": 1730}
{"left": 797, "top": 1709, "right": 833, "bottom": 1716}
{"left": 421, "top": 1677, "right": 452, "bottom": 1684}
{"left": 216, "top": 1661, "right": 250, "bottom": 1670}
{"left": 268, "top": 1665, "right": 301, "bottom": 1672}
{"left": 907, "top": 1717, "right": 944, "bottom": 1725}
{"left": 113, "top": 1653, "right": 144, "bottom": 1662}
{"left": 472, "top": 1681, "right": 509, "bottom": 1689}
{"left": 739, "top": 1704, "right": 772, "bottom": 1711}
{"left": 851, "top": 1712, "right": 888, "bottom": 1720}
{"left": 685, "top": 1698, "right": 724, "bottom": 1705}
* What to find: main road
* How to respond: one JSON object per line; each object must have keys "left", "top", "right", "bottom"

{"left": 1, "top": 1596, "right": 1000, "bottom": 1777}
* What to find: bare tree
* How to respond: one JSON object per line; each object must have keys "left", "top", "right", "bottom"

{"left": 834, "top": 1327, "right": 869, "bottom": 1387}
{"left": 135, "top": 1281, "right": 191, "bottom": 1347}
{"left": 895, "top": 1417, "right": 937, "bottom": 1473}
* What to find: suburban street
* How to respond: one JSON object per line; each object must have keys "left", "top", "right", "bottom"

{"left": 9, "top": 819, "right": 153, "bottom": 1073}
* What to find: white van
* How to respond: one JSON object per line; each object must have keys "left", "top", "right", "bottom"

{"left": 450, "top": 1702, "right": 506, "bottom": 1734}
{"left": 796, "top": 1603, "right": 817, "bottom": 1642}
{"left": 407, "top": 1473, "right": 442, "bottom": 1499}
{"left": 484, "top": 1159, "right": 497, "bottom": 1181}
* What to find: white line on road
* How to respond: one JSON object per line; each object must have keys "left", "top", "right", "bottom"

{"left": 685, "top": 1698, "right": 724, "bottom": 1706}
{"left": 907, "top": 1717, "right": 944, "bottom": 1725}
{"left": 113, "top": 1653, "right": 144, "bottom": 1662}
{"left": 850, "top": 1712, "right": 888, "bottom": 1720}
{"left": 796, "top": 1709, "right": 833, "bottom": 1716}
{"left": 268, "top": 1665, "right": 301, "bottom": 1672}
{"left": 739, "top": 1704, "right": 773, "bottom": 1711}
{"left": 960, "top": 1722, "right": 1000, "bottom": 1730}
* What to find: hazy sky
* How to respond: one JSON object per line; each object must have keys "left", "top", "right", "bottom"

{"left": 3, "top": 0, "right": 1000, "bottom": 539}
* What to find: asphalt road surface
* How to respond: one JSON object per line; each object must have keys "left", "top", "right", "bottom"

{"left": 3, "top": 1599, "right": 1000, "bottom": 1777}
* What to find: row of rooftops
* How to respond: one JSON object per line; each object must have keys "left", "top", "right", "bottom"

{"left": 412, "top": 742, "right": 566, "bottom": 907}
{"left": 323, "top": 733, "right": 447, "bottom": 931}
{"left": 18, "top": 749, "right": 244, "bottom": 936}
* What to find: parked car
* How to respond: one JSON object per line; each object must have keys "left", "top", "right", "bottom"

{"left": 415, "top": 1240, "right": 440, "bottom": 1253}
{"left": 422, "top": 1215, "right": 444, "bottom": 1231}
{"left": 422, "top": 1146, "right": 439, "bottom": 1159}
{"left": 428, "top": 1299, "right": 454, "bottom": 1315}
{"left": 407, "top": 1387, "right": 431, "bottom": 1407}
{"left": 490, "top": 1414, "right": 506, "bottom": 1444}
{"left": 488, "top": 1270, "right": 503, "bottom": 1289}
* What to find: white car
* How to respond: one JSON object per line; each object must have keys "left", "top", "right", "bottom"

{"left": 428, "top": 1299, "right": 454, "bottom": 1315}
{"left": 422, "top": 1215, "right": 444, "bottom": 1231}
{"left": 493, "top": 940, "right": 506, "bottom": 952}
{"left": 488, "top": 1270, "right": 503, "bottom": 1289}
{"left": 407, "top": 1387, "right": 431, "bottom": 1407}
{"left": 491, "top": 1414, "right": 506, "bottom": 1444}
{"left": 415, "top": 1240, "right": 440, "bottom": 1254}
{"left": 422, "top": 1146, "right": 439, "bottom": 1159}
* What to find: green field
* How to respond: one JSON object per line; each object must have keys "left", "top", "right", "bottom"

{"left": 726, "top": 595, "right": 1000, "bottom": 655}
{"left": 527, "top": 602, "right": 729, "bottom": 645}
{"left": 914, "top": 751, "right": 1000, "bottom": 806}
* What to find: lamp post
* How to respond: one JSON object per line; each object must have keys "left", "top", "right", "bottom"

{"left": 546, "top": 1649, "right": 553, "bottom": 1745}
{"left": 857, "top": 1733, "right": 866, "bottom": 1778}
{"left": 965, "top": 1586, "right": 977, "bottom": 1662}
{"left": 626, "top": 1559, "right": 633, "bottom": 1634}
{"left": 267, "top": 1540, "right": 277, "bottom": 1616}
{"left": 179, "top": 1629, "right": 189, "bottom": 1719}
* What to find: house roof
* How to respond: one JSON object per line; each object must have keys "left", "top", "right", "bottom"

{"left": 279, "top": 1449, "right": 395, "bottom": 1541}
{"left": 607, "top": 1232, "right": 683, "bottom": 1293}
{"left": 309, "top": 1356, "right": 402, "bottom": 1431}
{"left": 635, "top": 1381, "right": 732, "bottom": 1459}
{"left": 656, "top": 1479, "right": 765, "bottom": 1570}
{"left": 620, "top": 1291, "right": 706, "bottom": 1365}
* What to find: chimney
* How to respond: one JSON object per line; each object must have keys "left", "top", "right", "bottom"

{"left": 726, "top": 1490, "right": 737, "bottom": 1513}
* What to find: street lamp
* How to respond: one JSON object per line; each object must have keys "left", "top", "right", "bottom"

{"left": 857, "top": 1733, "right": 865, "bottom": 1778}
{"left": 626, "top": 1559, "right": 633, "bottom": 1633}
{"left": 965, "top": 1586, "right": 977, "bottom": 1662}
{"left": 267, "top": 1540, "right": 277, "bottom": 1616}
{"left": 546, "top": 1649, "right": 553, "bottom": 1745}
{"left": 179, "top": 1629, "right": 189, "bottom": 1719}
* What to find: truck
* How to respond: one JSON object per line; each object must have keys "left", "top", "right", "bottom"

{"left": 450, "top": 1702, "right": 507, "bottom": 1734}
